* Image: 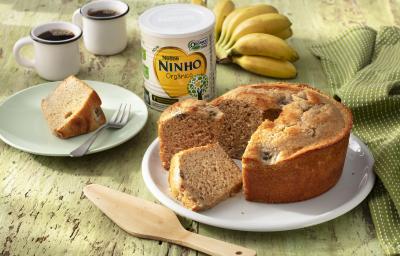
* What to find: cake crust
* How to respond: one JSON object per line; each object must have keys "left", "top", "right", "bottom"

{"left": 240, "top": 83, "right": 352, "bottom": 203}
{"left": 243, "top": 133, "right": 350, "bottom": 202}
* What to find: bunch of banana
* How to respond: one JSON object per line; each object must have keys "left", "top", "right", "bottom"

{"left": 213, "top": 0, "right": 298, "bottom": 79}
{"left": 191, "top": 0, "right": 207, "bottom": 6}
{"left": 212, "top": 0, "right": 235, "bottom": 42}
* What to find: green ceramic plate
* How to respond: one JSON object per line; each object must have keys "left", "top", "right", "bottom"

{"left": 142, "top": 135, "right": 375, "bottom": 231}
{"left": 0, "top": 80, "right": 148, "bottom": 156}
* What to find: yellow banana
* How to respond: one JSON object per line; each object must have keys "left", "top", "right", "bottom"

{"left": 216, "top": 43, "right": 229, "bottom": 60}
{"left": 213, "top": 0, "right": 235, "bottom": 42}
{"left": 216, "top": 7, "right": 245, "bottom": 47}
{"left": 273, "top": 28, "right": 293, "bottom": 39}
{"left": 225, "top": 13, "right": 291, "bottom": 49}
{"left": 218, "top": 4, "right": 278, "bottom": 47}
{"left": 227, "top": 33, "right": 299, "bottom": 62}
{"left": 232, "top": 55, "right": 297, "bottom": 79}
{"left": 191, "top": 0, "right": 207, "bottom": 6}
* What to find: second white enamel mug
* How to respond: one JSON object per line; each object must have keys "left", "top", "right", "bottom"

{"left": 72, "top": 0, "right": 129, "bottom": 55}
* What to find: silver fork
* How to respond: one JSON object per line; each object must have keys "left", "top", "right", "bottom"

{"left": 70, "top": 103, "right": 131, "bottom": 157}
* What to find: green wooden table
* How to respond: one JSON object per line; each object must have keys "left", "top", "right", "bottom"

{"left": 1, "top": 0, "right": 398, "bottom": 255}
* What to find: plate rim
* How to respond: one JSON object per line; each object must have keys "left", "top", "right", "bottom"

{"left": 142, "top": 134, "right": 375, "bottom": 232}
{"left": 0, "top": 80, "right": 148, "bottom": 157}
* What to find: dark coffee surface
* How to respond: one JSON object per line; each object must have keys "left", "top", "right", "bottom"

{"left": 87, "top": 9, "right": 119, "bottom": 17}
{"left": 37, "top": 29, "right": 75, "bottom": 41}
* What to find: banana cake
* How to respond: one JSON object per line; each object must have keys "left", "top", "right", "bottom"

{"left": 168, "top": 143, "right": 242, "bottom": 211}
{"left": 160, "top": 83, "right": 352, "bottom": 205}
{"left": 41, "top": 76, "right": 106, "bottom": 139}
{"left": 238, "top": 84, "right": 353, "bottom": 203}
{"left": 158, "top": 99, "right": 224, "bottom": 170}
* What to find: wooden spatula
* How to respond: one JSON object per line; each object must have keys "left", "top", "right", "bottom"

{"left": 83, "top": 184, "right": 256, "bottom": 256}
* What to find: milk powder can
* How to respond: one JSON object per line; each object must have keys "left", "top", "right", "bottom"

{"left": 139, "top": 4, "right": 216, "bottom": 111}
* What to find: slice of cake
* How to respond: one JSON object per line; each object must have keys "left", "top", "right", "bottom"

{"left": 158, "top": 99, "right": 224, "bottom": 170}
{"left": 211, "top": 85, "right": 287, "bottom": 159}
{"left": 41, "top": 75, "right": 106, "bottom": 139}
{"left": 168, "top": 143, "right": 242, "bottom": 211}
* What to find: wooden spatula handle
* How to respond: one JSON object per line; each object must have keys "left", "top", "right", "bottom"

{"left": 177, "top": 230, "right": 256, "bottom": 256}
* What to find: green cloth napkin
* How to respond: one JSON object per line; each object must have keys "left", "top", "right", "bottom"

{"left": 310, "top": 26, "right": 400, "bottom": 255}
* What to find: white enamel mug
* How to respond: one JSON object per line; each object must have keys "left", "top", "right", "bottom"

{"left": 13, "top": 22, "right": 82, "bottom": 81}
{"left": 72, "top": 0, "right": 129, "bottom": 55}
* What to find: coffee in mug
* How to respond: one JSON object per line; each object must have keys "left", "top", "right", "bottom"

{"left": 13, "top": 21, "right": 82, "bottom": 81}
{"left": 87, "top": 9, "right": 119, "bottom": 18}
{"left": 72, "top": 0, "right": 129, "bottom": 55}
{"left": 37, "top": 29, "right": 75, "bottom": 41}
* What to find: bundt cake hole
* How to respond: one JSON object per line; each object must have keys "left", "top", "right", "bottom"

{"left": 263, "top": 108, "right": 282, "bottom": 121}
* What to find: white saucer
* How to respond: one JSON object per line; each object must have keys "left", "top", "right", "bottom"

{"left": 0, "top": 80, "right": 148, "bottom": 156}
{"left": 142, "top": 134, "right": 375, "bottom": 231}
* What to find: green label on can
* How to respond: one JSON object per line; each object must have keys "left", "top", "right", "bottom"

{"left": 142, "top": 47, "right": 146, "bottom": 60}
{"left": 143, "top": 64, "right": 149, "bottom": 79}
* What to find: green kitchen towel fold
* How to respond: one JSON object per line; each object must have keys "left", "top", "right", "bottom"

{"left": 310, "top": 26, "right": 400, "bottom": 255}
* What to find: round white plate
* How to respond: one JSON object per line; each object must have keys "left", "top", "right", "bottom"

{"left": 142, "top": 134, "right": 375, "bottom": 231}
{"left": 0, "top": 80, "right": 148, "bottom": 156}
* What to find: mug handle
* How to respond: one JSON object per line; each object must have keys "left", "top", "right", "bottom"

{"left": 72, "top": 9, "right": 83, "bottom": 28}
{"left": 13, "top": 37, "right": 35, "bottom": 69}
